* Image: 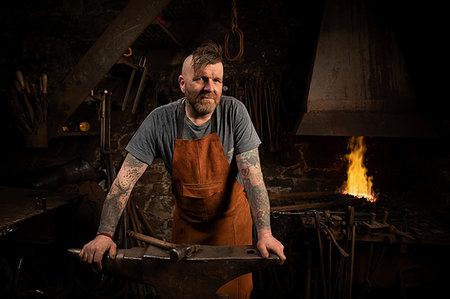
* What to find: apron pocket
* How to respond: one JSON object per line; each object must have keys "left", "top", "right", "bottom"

{"left": 177, "top": 182, "right": 228, "bottom": 222}
{"left": 182, "top": 182, "right": 224, "bottom": 198}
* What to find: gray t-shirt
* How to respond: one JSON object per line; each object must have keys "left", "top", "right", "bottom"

{"left": 125, "top": 96, "right": 261, "bottom": 175}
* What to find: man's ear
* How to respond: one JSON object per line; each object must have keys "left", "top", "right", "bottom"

{"left": 178, "top": 75, "right": 185, "bottom": 93}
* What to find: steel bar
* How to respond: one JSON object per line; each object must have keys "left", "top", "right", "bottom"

{"left": 304, "top": 242, "right": 311, "bottom": 299}
{"left": 314, "top": 212, "right": 328, "bottom": 299}
{"left": 348, "top": 225, "right": 356, "bottom": 299}
{"left": 121, "top": 68, "right": 137, "bottom": 111}
{"left": 271, "top": 198, "right": 362, "bottom": 212}
{"left": 132, "top": 64, "right": 148, "bottom": 113}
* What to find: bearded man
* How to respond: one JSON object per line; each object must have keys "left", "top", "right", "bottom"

{"left": 80, "top": 41, "right": 286, "bottom": 299}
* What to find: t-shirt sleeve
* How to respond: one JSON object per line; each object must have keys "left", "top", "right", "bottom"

{"left": 125, "top": 113, "right": 158, "bottom": 165}
{"left": 233, "top": 100, "right": 261, "bottom": 154}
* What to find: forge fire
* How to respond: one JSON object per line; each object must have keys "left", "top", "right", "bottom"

{"left": 341, "top": 136, "right": 376, "bottom": 202}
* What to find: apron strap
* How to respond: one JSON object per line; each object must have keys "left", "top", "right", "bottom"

{"left": 177, "top": 99, "right": 217, "bottom": 139}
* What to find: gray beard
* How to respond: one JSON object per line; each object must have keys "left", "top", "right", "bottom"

{"left": 191, "top": 99, "right": 217, "bottom": 115}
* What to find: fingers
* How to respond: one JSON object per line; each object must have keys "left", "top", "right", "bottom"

{"left": 109, "top": 243, "right": 117, "bottom": 260}
{"left": 257, "top": 237, "right": 287, "bottom": 265}
{"left": 78, "top": 236, "right": 117, "bottom": 272}
{"left": 276, "top": 246, "right": 287, "bottom": 265}
{"left": 93, "top": 251, "right": 104, "bottom": 272}
{"left": 257, "top": 242, "right": 270, "bottom": 259}
{"left": 79, "top": 244, "right": 95, "bottom": 264}
{"left": 267, "top": 242, "right": 286, "bottom": 264}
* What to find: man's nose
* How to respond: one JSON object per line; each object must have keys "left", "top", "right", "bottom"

{"left": 203, "top": 79, "right": 214, "bottom": 92}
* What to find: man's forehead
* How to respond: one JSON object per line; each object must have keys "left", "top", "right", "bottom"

{"left": 193, "top": 62, "right": 223, "bottom": 78}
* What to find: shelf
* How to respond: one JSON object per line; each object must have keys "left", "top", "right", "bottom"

{"left": 59, "top": 131, "right": 100, "bottom": 137}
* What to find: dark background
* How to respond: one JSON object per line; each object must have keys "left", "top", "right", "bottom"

{"left": 0, "top": 0, "right": 449, "bottom": 298}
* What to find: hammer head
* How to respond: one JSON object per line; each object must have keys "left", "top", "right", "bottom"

{"left": 169, "top": 244, "right": 200, "bottom": 261}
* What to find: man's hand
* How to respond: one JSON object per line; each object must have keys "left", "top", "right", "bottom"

{"left": 236, "top": 149, "right": 286, "bottom": 264}
{"left": 79, "top": 235, "right": 117, "bottom": 272}
{"left": 79, "top": 154, "right": 147, "bottom": 272}
{"left": 256, "top": 229, "right": 286, "bottom": 264}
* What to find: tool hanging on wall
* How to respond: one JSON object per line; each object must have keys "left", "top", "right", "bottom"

{"left": 224, "top": 0, "right": 244, "bottom": 61}
{"left": 101, "top": 90, "right": 116, "bottom": 190}
{"left": 229, "top": 74, "right": 284, "bottom": 152}
{"left": 121, "top": 56, "right": 148, "bottom": 113}
{"left": 8, "top": 70, "right": 49, "bottom": 147}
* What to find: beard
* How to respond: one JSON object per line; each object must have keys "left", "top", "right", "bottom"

{"left": 185, "top": 91, "right": 219, "bottom": 115}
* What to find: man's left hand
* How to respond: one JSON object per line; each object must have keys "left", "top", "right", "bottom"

{"left": 256, "top": 229, "right": 286, "bottom": 264}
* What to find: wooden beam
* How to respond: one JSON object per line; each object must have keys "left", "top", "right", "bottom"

{"left": 48, "top": 0, "right": 173, "bottom": 138}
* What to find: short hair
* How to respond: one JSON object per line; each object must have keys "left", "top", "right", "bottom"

{"left": 191, "top": 41, "right": 223, "bottom": 73}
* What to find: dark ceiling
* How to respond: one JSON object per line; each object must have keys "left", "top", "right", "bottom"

{"left": 0, "top": 0, "right": 448, "bottom": 148}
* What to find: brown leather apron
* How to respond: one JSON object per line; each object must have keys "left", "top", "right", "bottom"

{"left": 171, "top": 101, "right": 253, "bottom": 299}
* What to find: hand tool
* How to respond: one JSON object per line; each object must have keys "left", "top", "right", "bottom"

{"left": 127, "top": 230, "right": 200, "bottom": 261}
{"left": 100, "top": 91, "right": 106, "bottom": 152}
{"left": 31, "top": 83, "right": 43, "bottom": 122}
{"left": 8, "top": 87, "right": 32, "bottom": 134}
{"left": 101, "top": 90, "right": 116, "bottom": 190}
{"left": 121, "top": 61, "right": 137, "bottom": 111}
{"left": 131, "top": 56, "right": 148, "bottom": 114}
{"left": 314, "top": 212, "right": 328, "bottom": 299}
{"left": 40, "top": 73, "right": 48, "bottom": 121}
{"left": 304, "top": 242, "right": 312, "bottom": 299}
{"left": 389, "top": 225, "right": 415, "bottom": 240}
{"left": 15, "top": 71, "right": 36, "bottom": 128}
{"left": 68, "top": 244, "right": 280, "bottom": 299}
{"left": 322, "top": 225, "right": 349, "bottom": 257}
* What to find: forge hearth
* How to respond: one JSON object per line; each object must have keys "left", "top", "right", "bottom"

{"left": 267, "top": 189, "right": 450, "bottom": 298}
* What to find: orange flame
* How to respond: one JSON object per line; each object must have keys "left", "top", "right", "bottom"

{"left": 342, "top": 136, "right": 376, "bottom": 202}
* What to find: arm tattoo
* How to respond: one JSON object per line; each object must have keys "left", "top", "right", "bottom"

{"left": 98, "top": 154, "right": 148, "bottom": 235}
{"left": 236, "top": 148, "right": 271, "bottom": 232}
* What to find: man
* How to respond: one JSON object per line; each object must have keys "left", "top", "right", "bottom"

{"left": 80, "top": 42, "right": 286, "bottom": 299}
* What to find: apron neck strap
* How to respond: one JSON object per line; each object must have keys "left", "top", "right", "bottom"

{"left": 177, "top": 99, "right": 217, "bottom": 139}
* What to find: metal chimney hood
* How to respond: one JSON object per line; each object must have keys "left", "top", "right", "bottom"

{"left": 296, "top": 0, "right": 436, "bottom": 138}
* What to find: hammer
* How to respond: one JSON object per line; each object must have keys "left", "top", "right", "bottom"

{"left": 127, "top": 230, "right": 200, "bottom": 262}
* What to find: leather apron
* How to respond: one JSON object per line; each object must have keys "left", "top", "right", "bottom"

{"left": 171, "top": 101, "right": 253, "bottom": 299}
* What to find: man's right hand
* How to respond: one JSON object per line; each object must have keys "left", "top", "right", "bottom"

{"left": 79, "top": 234, "right": 117, "bottom": 272}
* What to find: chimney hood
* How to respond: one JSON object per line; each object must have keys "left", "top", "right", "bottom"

{"left": 296, "top": 0, "right": 436, "bottom": 138}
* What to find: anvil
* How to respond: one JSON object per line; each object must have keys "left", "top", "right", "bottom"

{"left": 68, "top": 244, "right": 280, "bottom": 298}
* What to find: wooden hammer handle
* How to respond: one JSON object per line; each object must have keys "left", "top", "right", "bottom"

{"left": 127, "top": 230, "right": 175, "bottom": 250}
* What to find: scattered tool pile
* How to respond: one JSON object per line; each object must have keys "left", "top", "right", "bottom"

{"left": 8, "top": 70, "right": 49, "bottom": 140}
{"left": 269, "top": 193, "right": 450, "bottom": 299}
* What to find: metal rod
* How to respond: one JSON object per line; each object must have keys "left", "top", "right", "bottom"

{"left": 348, "top": 225, "right": 356, "bottom": 299}
{"left": 122, "top": 68, "right": 136, "bottom": 111}
{"left": 304, "top": 242, "right": 311, "bottom": 299}
{"left": 132, "top": 62, "right": 148, "bottom": 114}
{"left": 314, "top": 212, "right": 328, "bottom": 299}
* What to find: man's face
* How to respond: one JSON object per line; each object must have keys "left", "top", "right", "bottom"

{"left": 179, "top": 59, "right": 223, "bottom": 116}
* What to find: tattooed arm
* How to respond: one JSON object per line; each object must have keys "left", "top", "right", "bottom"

{"left": 236, "top": 148, "right": 286, "bottom": 264}
{"left": 79, "top": 153, "right": 148, "bottom": 270}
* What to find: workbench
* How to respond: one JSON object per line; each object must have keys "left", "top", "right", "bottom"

{"left": 0, "top": 186, "right": 78, "bottom": 238}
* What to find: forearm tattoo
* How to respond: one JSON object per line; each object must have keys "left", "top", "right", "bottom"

{"left": 236, "top": 148, "right": 271, "bottom": 232}
{"left": 98, "top": 154, "right": 148, "bottom": 235}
